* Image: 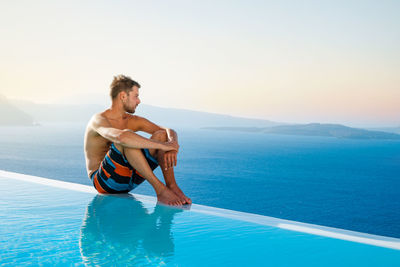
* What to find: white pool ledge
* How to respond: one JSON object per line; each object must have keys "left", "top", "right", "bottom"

{"left": 1, "top": 169, "right": 399, "bottom": 251}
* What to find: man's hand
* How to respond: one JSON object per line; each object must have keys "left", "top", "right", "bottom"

{"left": 165, "top": 140, "right": 179, "bottom": 151}
{"left": 163, "top": 150, "right": 178, "bottom": 170}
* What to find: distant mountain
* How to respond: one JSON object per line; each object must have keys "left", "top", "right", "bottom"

{"left": 9, "top": 99, "right": 106, "bottom": 123}
{"left": 203, "top": 123, "right": 400, "bottom": 140}
{"left": 8, "top": 99, "right": 281, "bottom": 128}
{"left": 368, "top": 126, "right": 400, "bottom": 134}
{"left": 0, "top": 95, "right": 37, "bottom": 126}
{"left": 135, "top": 105, "right": 281, "bottom": 128}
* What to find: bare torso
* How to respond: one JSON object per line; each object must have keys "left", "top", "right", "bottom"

{"left": 84, "top": 110, "right": 134, "bottom": 179}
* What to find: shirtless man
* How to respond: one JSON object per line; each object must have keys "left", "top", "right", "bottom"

{"left": 84, "top": 75, "right": 191, "bottom": 206}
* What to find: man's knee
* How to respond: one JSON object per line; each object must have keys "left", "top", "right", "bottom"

{"left": 148, "top": 130, "right": 167, "bottom": 158}
{"left": 114, "top": 143, "right": 144, "bottom": 161}
{"left": 150, "top": 130, "right": 167, "bottom": 142}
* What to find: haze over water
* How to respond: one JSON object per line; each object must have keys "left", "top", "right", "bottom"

{"left": 1, "top": 1, "right": 399, "bottom": 127}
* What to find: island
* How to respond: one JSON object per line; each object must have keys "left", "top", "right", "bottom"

{"left": 0, "top": 95, "right": 37, "bottom": 126}
{"left": 202, "top": 123, "right": 400, "bottom": 140}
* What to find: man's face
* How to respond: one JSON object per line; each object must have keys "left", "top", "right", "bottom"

{"left": 123, "top": 86, "right": 141, "bottom": 114}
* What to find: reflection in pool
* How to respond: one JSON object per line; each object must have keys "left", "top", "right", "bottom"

{"left": 2, "top": 172, "right": 399, "bottom": 266}
{"left": 79, "top": 194, "right": 184, "bottom": 266}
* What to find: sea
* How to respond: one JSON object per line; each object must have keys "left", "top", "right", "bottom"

{"left": 0, "top": 122, "right": 399, "bottom": 238}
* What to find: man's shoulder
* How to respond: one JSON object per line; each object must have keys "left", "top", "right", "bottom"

{"left": 88, "top": 111, "right": 111, "bottom": 127}
{"left": 91, "top": 110, "right": 111, "bottom": 120}
{"left": 126, "top": 114, "right": 139, "bottom": 125}
{"left": 127, "top": 114, "right": 148, "bottom": 123}
{"left": 132, "top": 114, "right": 144, "bottom": 118}
{"left": 126, "top": 115, "right": 152, "bottom": 132}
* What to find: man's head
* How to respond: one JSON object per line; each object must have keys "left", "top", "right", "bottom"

{"left": 110, "top": 75, "right": 141, "bottom": 114}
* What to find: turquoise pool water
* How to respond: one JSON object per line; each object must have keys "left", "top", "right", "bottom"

{"left": 1, "top": 170, "right": 399, "bottom": 266}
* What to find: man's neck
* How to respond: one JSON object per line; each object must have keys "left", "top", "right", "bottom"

{"left": 106, "top": 105, "right": 129, "bottom": 121}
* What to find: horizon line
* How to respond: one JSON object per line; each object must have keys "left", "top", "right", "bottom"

{"left": 2, "top": 94, "right": 399, "bottom": 129}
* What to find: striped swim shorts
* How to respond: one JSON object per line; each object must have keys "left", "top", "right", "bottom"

{"left": 89, "top": 143, "right": 159, "bottom": 194}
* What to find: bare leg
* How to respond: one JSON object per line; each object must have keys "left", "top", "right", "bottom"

{"left": 114, "top": 143, "right": 183, "bottom": 206}
{"left": 149, "top": 130, "right": 192, "bottom": 204}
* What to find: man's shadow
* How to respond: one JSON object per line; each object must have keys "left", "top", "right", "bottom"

{"left": 79, "top": 194, "right": 186, "bottom": 266}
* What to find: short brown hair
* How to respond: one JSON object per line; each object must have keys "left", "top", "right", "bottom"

{"left": 110, "top": 75, "right": 141, "bottom": 100}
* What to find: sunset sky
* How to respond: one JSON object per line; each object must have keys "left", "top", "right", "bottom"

{"left": 0, "top": 0, "right": 399, "bottom": 127}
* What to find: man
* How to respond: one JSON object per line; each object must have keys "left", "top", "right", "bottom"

{"left": 84, "top": 75, "right": 191, "bottom": 206}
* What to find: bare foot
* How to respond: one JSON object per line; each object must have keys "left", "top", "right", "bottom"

{"left": 157, "top": 187, "right": 183, "bottom": 206}
{"left": 168, "top": 184, "right": 192, "bottom": 205}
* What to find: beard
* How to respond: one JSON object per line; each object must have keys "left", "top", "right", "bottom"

{"left": 123, "top": 102, "right": 136, "bottom": 114}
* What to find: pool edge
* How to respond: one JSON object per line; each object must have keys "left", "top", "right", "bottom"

{"left": 1, "top": 169, "right": 399, "bottom": 251}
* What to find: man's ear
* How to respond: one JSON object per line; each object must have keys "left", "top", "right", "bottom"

{"left": 119, "top": 91, "right": 127, "bottom": 101}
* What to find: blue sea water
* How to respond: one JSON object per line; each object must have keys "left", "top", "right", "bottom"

{"left": 0, "top": 122, "right": 399, "bottom": 238}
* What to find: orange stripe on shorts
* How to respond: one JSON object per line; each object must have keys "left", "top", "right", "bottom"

{"left": 93, "top": 173, "right": 108, "bottom": 194}
{"left": 101, "top": 164, "right": 111, "bottom": 178}
{"left": 108, "top": 153, "right": 133, "bottom": 177}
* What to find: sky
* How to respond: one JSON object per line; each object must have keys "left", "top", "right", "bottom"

{"left": 0, "top": 0, "right": 399, "bottom": 127}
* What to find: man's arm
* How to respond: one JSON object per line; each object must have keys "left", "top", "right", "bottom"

{"left": 129, "top": 115, "right": 178, "bottom": 142}
{"left": 90, "top": 114, "right": 177, "bottom": 151}
{"left": 129, "top": 115, "right": 179, "bottom": 169}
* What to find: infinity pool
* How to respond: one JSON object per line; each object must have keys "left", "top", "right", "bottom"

{"left": 0, "top": 170, "right": 399, "bottom": 266}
